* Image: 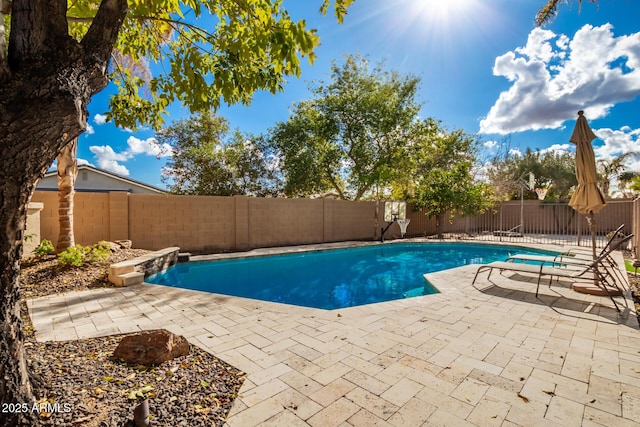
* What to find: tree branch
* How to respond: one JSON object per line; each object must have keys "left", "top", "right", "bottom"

{"left": 325, "top": 172, "right": 346, "bottom": 200}
{"left": 80, "top": 0, "right": 128, "bottom": 93}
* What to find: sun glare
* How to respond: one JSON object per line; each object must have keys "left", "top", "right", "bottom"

{"left": 386, "top": 0, "right": 487, "bottom": 53}
{"left": 407, "top": 0, "right": 478, "bottom": 28}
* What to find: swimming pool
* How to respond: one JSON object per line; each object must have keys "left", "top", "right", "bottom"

{"left": 146, "top": 243, "right": 557, "bottom": 310}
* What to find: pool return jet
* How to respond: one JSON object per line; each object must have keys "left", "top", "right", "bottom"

{"left": 381, "top": 200, "right": 411, "bottom": 242}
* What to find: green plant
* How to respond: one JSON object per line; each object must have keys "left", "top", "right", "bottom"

{"left": 57, "top": 242, "right": 111, "bottom": 267}
{"left": 86, "top": 241, "right": 111, "bottom": 263}
{"left": 32, "top": 239, "right": 55, "bottom": 257}
{"left": 57, "top": 245, "right": 87, "bottom": 267}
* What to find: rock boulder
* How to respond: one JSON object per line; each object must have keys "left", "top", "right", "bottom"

{"left": 112, "top": 330, "right": 190, "bottom": 366}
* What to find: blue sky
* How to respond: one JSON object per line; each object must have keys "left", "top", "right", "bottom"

{"left": 75, "top": 0, "right": 640, "bottom": 190}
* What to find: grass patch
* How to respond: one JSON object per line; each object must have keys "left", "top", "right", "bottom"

{"left": 625, "top": 259, "right": 638, "bottom": 273}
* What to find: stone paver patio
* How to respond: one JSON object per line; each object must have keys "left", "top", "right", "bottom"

{"left": 28, "top": 241, "right": 640, "bottom": 426}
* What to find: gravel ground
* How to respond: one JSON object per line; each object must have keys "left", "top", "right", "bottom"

{"left": 21, "top": 247, "right": 245, "bottom": 426}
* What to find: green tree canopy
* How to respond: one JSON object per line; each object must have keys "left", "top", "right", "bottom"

{"left": 159, "top": 112, "right": 281, "bottom": 196}
{"left": 597, "top": 152, "right": 638, "bottom": 198}
{"left": 489, "top": 148, "right": 577, "bottom": 201}
{"left": 269, "top": 54, "right": 421, "bottom": 200}
{"left": 58, "top": 0, "right": 355, "bottom": 130}
{"left": 400, "top": 125, "right": 493, "bottom": 238}
{"left": 618, "top": 171, "right": 640, "bottom": 197}
{"left": 628, "top": 175, "right": 640, "bottom": 196}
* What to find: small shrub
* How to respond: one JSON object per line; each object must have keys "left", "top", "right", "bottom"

{"left": 57, "top": 245, "right": 87, "bottom": 267}
{"left": 57, "top": 242, "right": 110, "bottom": 267}
{"left": 91, "top": 241, "right": 112, "bottom": 259}
{"left": 33, "top": 239, "right": 55, "bottom": 257}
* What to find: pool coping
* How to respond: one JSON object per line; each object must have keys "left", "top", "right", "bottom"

{"left": 188, "top": 237, "right": 570, "bottom": 263}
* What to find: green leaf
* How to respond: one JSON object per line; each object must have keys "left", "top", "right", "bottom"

{"left": 127, "top": 385, "right": 155, "bottom": 401}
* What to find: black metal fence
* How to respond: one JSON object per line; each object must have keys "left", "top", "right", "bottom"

{"left": 405, "top": 199, "right": 635, "bottom": 250}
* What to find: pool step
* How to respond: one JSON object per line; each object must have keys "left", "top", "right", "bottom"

{"left": 403, "top": 287, "right": 427, "bottom": 298}
{"left": 112, "top": 271, "right": 145, "bottom": 287}
{"left": 109, "top": 261, "right": 138, "bottom": 277}
{"left": 108, "top": 247, "right": 180, "bottom": 287}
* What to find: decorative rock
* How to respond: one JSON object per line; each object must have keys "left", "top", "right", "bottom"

{"left": 116, "top": 239, "right": 133, "bottom": 249}
{"left": 112, "top": 330, "right": 190, "bottom": 366}
{"left": 106, "top": 241, "right": 122, "bottom": 252}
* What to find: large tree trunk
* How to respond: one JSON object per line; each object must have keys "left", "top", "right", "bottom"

{"left": 436, "top": 213, "right": 444, "bottom": 239}
{"left": 0, "top": 183, "right": 37, "bottom": 426}
{"left": 56, "top": 138, "right": 79, "bottom": 252}
{"left": 0, "top": 2, "right": 127, "bottom": 425}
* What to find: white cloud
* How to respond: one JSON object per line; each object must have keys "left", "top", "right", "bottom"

{"left": 77, "top": 158, "right": 94, "bottom": 167}
{"left": 538, "top": 143, "right": 572, "bottom": 155}
{"left": 88, "top": 134, "right": 172, "bottom": 176}
{"left": 93, "top": 114, "right": 108, "bottom": 125}
{"left": 471, "top": 161, "right": 493, "bottom": 183}
{"left": 85, "top": 124, "right": 95, "bottom": 135}
{"left": 89, "top": 145, "right": 130, "bottom": 176}
{"left": 593, "top": 126, "right": 640, "bottom": 170}
{"left": 126, "top": 136, "right": 172, "bottom": 158}
{"left": 480, "top": 24, "right": 640, "bottom": 135}
{"left": 483, "top": 140, "right": 498, "bottom": 149}
{"left": 508, "top": 148, "right": 522, "bottom": 157}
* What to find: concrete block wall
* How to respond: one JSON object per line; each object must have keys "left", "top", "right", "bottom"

{"left": 33, "top": 191, "right": 379, "bottom": 252}
{"left": 329, "top": 199, "right": 377, "bottom": 241}
{"left": 73, "top": 192, "right": 111, "bottom": 244}
{"left": 247, "top": 197, "right": 325, "bottom": 248}
{"left": 32, "top": 191, "right": 121, "bottom": 247}
{"left": 128, "top": 194, "right": 236, "bottom": 251}
{"left": 31, "top": 191, "right": 58, "bottom": 243}
{"left": 30, "top": 190, "right": 638, "bottom": 253}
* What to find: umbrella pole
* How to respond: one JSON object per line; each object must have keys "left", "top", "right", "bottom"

{"left": 587, "top": 212, "right": 599, "bottom": 287}
{"left": 587, "top": 212, "right": 597, "bottom": 261}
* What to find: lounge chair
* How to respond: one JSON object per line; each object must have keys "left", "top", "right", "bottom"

{"left": 506, "top": 225, "right": 628, "bottom": 283}
{"left": 492, "top": 224, "right": 523, "bottom": 237}
{"left": 471, "top": 234, "right": 633, "bottom": 312}
{"left": 562, "top": 224, "right": 625, "bottom": 258}
{"left": 509, "top": 224, "right": 624, "bottom": 264}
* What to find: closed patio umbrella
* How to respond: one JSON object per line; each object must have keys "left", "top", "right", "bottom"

{"left": 568, "top": 111, "right": 606, "bottom": 211}
{"left": 569, "top": 110, "right": 607, "bottom": 259}
{"left": 568, "top": 110, "right": 606, "bottom": 261}
{"left": 568, "top": 110, "right": 609, "bottom": 294}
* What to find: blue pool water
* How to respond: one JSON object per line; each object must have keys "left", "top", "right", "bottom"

{"left": 146, "top": 243, "right": 557, "bottom": 310}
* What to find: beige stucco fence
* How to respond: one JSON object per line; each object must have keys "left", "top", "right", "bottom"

{"left": 31, "top": 192, "right": 380, "bottom": 253}
{"left": 28, "top": 191, "right": 640, "bottom": 258}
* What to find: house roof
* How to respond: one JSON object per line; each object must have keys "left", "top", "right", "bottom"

{"left": 41, "top": 164, "right": 166, "bottom": 194}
